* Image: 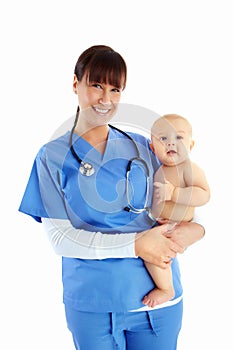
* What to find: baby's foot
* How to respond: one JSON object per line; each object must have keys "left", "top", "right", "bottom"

{"left": 142, "top": 288, "right": 175, "bottom": 308}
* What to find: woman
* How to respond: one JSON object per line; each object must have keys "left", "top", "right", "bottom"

{"left": 19, "top": 45, "right": 205, "bottom": 350}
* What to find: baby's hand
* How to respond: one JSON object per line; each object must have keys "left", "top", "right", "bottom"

{"left": 154, "top": 179, "right": 175, "bottom": 203}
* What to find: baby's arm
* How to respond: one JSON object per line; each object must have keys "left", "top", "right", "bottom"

{"left": 154, "top": 162, "right": 210, "bottom": 207}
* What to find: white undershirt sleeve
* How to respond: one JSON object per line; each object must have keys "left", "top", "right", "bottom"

{"left": 42, "top": 218, "right": 137, "bottom": 259}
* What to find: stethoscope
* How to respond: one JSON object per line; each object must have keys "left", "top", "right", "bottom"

{"left": 69, "top": 108, "right": 155, "bottom": 217}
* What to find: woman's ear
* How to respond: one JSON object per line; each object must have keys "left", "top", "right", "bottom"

{"left": 73, "top": 74, "right": 78, "bottom": 94}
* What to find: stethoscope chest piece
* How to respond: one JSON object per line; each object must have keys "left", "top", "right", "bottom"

{"left": 79, "top": 162, "right": 95, "bottom": 176}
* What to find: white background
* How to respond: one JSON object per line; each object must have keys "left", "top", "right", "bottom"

{"left": 1, "top": 0, "right": 232, "bottom": 349}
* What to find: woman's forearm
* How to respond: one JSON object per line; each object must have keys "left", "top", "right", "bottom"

{"left": 42, "top": 218, "right": 137, "bottom": 259}
{"left": 42, "top": 217, "right": 201, "bottom": 264}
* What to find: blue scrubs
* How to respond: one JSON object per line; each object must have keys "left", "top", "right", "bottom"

{"left": 65, "top": 301, "right": 183, "bottom": 350}
{"left": 19, "top": 127, "right": 183, "bottom": 349}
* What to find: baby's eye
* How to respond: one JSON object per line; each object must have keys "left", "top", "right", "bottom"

{"left": 176, "top": 135, "right": 183, "bottom": 140}
{"left": 160, "top": 136, "right": 167, "bottom": 142}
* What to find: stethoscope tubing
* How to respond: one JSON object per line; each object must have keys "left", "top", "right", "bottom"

{"left": 68, "top": 110, "right": 152, "bottom": 215}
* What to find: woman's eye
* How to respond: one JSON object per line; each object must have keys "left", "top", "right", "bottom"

{"left": 92, "top": 83, "right": 102, "bottom": 89}
{"left": 112, "top": 88, "right": 121, "bottom": 93}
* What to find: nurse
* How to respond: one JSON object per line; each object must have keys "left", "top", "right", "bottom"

{"left": 19, "top": 45, "right": 205, "bottom": 350}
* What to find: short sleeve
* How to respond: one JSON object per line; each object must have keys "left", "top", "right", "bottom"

{"left": 18, "top": 146, "right": 68, "bottom": 222}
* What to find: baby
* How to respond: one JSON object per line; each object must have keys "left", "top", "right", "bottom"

{"left": 143, "top": 113, "right": 210, "bottom": 307}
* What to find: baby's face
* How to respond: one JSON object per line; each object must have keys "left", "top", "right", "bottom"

{"left": 151, "top": 118, "right": 194, "bottom": 166}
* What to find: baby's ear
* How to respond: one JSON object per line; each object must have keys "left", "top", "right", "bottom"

{"left": 150, "top": 142, "right": 155, "bottom": 152}
{"left": 190, "top": 139, "right": 195, "bottom": 151}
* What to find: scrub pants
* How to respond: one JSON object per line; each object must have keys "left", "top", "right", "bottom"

{"left": 65, "top": 300, "right": 183, "bottom": 350}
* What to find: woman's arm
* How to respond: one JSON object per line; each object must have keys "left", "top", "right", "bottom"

{"left": 42, "top": 218, "right": 136, "bottom": 259}
{"left": 42, "top": 217, "right": 184, "bottom": 267}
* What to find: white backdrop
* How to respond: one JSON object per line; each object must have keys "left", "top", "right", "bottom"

{"left": 1, "top": 1, "right": 232, "bottom": 349}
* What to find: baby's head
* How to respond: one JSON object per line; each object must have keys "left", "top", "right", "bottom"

{"left": 150, "top": 114, "right": 194, "bottom": 166}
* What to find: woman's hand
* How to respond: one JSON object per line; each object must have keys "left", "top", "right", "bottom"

{"left": 135, "top": 224, "right": 185, "bottom": 269}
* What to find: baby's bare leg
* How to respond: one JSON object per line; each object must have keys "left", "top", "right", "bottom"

{"left": 142, "top": 262, "right": 175, "bottom": 308}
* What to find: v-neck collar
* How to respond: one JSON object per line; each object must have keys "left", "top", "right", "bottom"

{"left": 71, "top": 126, "right": 118, "bottom": 162}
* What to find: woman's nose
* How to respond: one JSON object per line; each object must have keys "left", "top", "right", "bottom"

{"left": 99, "top": 90, "right": 111, "bottom": 104}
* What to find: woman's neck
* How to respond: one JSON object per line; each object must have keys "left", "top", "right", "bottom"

{"left": 74, "top": 123, "right": 109, "bottom": 154}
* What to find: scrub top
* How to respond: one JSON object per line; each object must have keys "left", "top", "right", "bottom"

{"left": 19, "top": 126, "right": 183, "bottom": 312}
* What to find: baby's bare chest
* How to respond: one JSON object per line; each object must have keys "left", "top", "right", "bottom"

{"left": 155, "top": 165, "right": 188, "bottom": 187}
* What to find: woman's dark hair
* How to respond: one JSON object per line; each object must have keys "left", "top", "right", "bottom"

{"left": 74, "top": 45, "right": 127, "bottom": 89}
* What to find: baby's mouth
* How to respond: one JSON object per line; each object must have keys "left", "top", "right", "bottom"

{"left": 167, "top": 150, "right": 177, "bottom": 155}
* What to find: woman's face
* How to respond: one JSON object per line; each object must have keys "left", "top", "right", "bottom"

{"left": 73, "top": 73, "right": 124, "bottom": 128}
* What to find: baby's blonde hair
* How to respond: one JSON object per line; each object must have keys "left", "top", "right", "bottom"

{"left": 151, "top": 113, "right": 193, "bottom": 137}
